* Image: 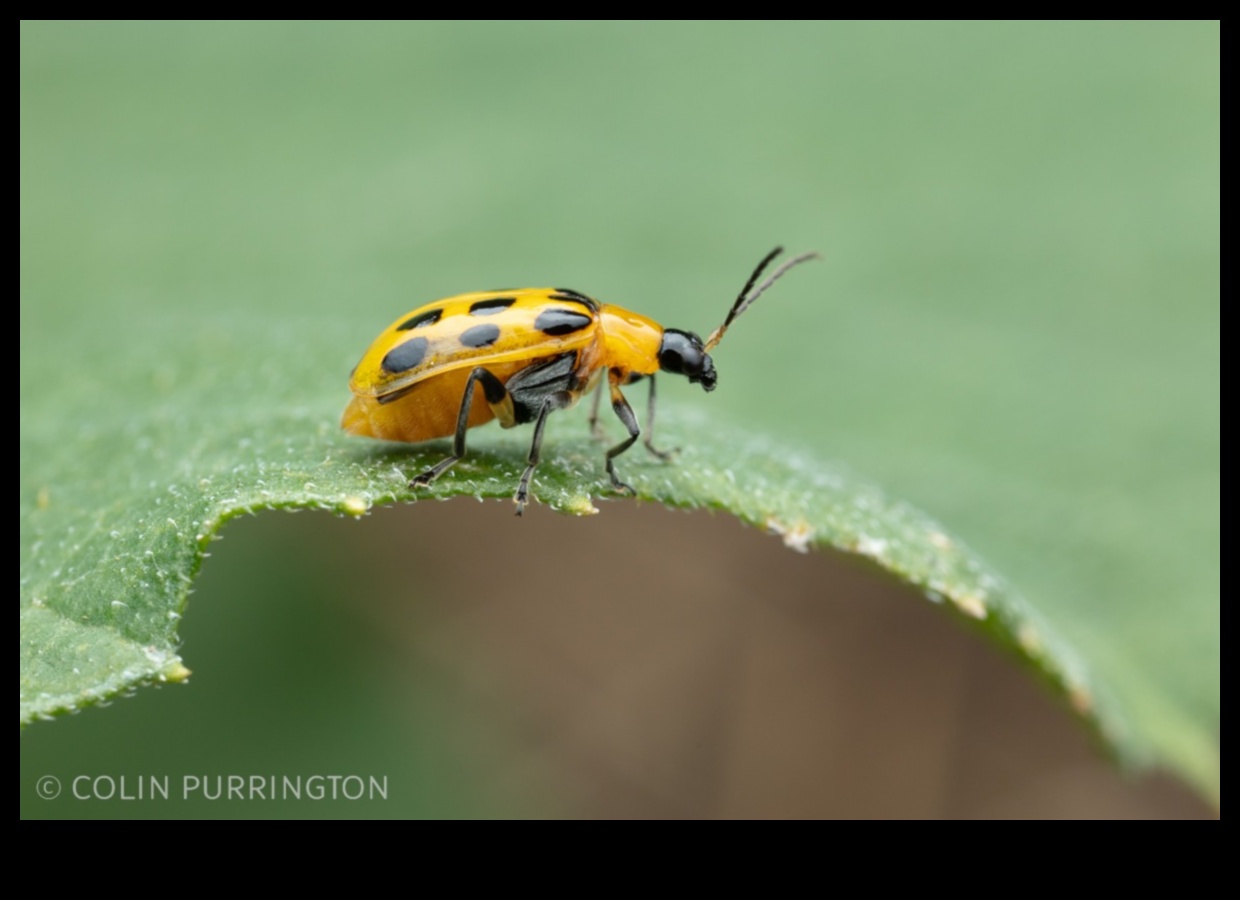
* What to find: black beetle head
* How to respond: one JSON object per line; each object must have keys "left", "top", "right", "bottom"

{"left": 658, "top": 328, "right": 717, "bottom": 392}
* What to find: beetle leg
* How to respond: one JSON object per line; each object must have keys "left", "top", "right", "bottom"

{"left": 514, "top": 391, "right": 575, "bottom": 516}
{"left": 587, "top": 378, "right": 606, "bottom": 441}
{"left": 641, "top": 374, "right": 678, "bottom": 461}
{"left": 410, "top": 367, "right": 507, "bottom": 489}
{"left": 605, "top": 384, "right": 641, "bottom": 496}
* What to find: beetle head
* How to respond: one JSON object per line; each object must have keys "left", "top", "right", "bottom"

{"left": 658, "top": 328, "right": 717, "bottom": 392}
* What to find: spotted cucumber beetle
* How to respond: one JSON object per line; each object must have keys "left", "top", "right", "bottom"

{"left": 342, "top": 246, "right": 820, "bottom": 515}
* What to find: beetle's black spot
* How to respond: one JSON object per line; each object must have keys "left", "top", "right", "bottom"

{"left": 470, "top": 297, "right": 517, "bottom": 315}
{"left": 459, "top": 323, "right": 501, "bottom": 349}
{"left": 551, "top": 289, "right": 600, "bottom": 312}
{"left": 535, "top": 307, "right": 593, "bottom": 336}
{"left": 381, "top": 336, "right": 429, "bottom": 374}
{"left": 396, "top": 309, "right": 442, "bottom": 331}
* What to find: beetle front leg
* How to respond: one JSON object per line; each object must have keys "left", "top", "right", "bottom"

{"left": 605, "top": 384, "right": 641, "bottom": 496}
{"left": 410, "top": 367, "right": 507, "bottom": 490}
{"left": 641, "top": 374, "right": 677, "bottom": 461}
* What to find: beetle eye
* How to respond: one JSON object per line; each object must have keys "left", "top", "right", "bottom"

{"left": 657, "top": 330, "right": 695, "bottom": 376}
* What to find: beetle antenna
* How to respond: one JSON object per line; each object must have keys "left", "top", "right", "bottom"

{"left": 704, "top": 247, "right": 821, "bottom": 352}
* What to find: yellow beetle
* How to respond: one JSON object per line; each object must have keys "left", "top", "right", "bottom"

{"left": 343, "top": 247, "right": 819, "bottom": 514}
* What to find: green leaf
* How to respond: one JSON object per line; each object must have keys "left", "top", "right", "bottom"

{"left": 21, "top": 22, "right": 1218, "bottom": 806}
{"left": 19, "top": 321, "right": 1103, "bottom": 740}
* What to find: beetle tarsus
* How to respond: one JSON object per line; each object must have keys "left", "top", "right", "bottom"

{"left": 514, "top": 468, "right": 537, "bottom": 514}
{"left": 409, "top": 453, "right": 460, "bottom": 490}
{"left": 610, "top": 477, "right": 636, "bottom": 496}
{"left": 643, "top": 439, "right": 677, "bottom": 462}
{"left": 409, "top": 468, "right": 441, "bottom": 489}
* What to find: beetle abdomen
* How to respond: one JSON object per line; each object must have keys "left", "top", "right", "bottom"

{"left": 342, "top": 359, "right": 533, "bottom": 442}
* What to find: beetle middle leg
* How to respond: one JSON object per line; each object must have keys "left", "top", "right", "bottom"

{"left": 503, "top": 353, "right": 581, "bottom": 515}
{"left": 409, "top": 367, "right": 508, "bottom": 490}
{"left": 514, "top": 391, "right": 576, "bottom": 516}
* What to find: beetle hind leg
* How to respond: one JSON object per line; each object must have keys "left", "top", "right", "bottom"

{"left": 409, "top": 367, "right": 508, "bottom": 490}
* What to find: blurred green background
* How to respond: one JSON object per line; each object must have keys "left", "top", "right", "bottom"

{"left": 20, "top": 22, "right": 1218, "bottom": 815}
